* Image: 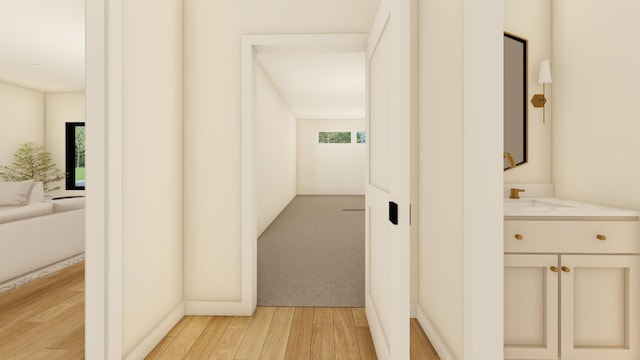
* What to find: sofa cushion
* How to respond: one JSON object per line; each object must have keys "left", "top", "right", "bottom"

{"left": 0, "top": 180, "right": 34, "bottom": 206}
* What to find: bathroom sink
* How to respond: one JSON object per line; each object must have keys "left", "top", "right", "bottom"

{"left": 503, "top": 198, "right": 579, "bottom": 214}
{"left": 504, "top": 198, "right": 573, "bottom": 208}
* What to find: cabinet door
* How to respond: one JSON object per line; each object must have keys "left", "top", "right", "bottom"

{"left": 504, "top": 254, "right": 559, "bottom": 359}
{"left": 561, "top": 255, "right": 639, "bottom": 360}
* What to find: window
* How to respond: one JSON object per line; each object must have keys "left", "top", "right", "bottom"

{"left": 65, "top": 122, "right": 85, "bottom": 190}
{"left": 318, "top": 131, "right": 351, "bottom": 143}
{"left": 357, "top": 131, "right": 366, "bottom": 144}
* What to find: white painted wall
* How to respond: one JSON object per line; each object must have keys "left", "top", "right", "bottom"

{"left": 503, "top": 0, "right": 552, "bottom": 184}
{"left": 296, "top": 119, "right": 365, "bottom": 195}
{"left": 121, "top": 0, "right": 183, "bottom": 356}
{"left": 0, "top": 81, "right": 44, "bottom": 168}
{"left": 552, "top": 0, "right": 640, "bottom": 211}
{"left": 44, "top": 92, "right": 85, "bottom": 198}
{"left": 183, "top": 0, "right": 380, "bottom": 302}
{"left": 419, "top": 0, "right": 503, "bottom": 359}
{"left": 257, "top": 65, "right": 297, "bottom": 236}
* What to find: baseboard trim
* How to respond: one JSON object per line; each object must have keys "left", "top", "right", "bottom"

{"left": 416, "top": 305, "right": 456, "bottom": 360}
{"left": 410, "top": 302, "right": 417, "bottom": 318}
{"left": 184, "top": 300, "right": 255, "bottom": 316}
{"left": 0, "top": 253, "right": 85, "bottom": 294}
{"left": 123, "top": 302, "right": 185, "bottom": 360}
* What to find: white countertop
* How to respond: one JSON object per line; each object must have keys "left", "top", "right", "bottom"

{"left": 504, "top": 197, "right": 640, "bottom": 219}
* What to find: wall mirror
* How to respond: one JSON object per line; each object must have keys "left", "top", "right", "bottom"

{"left": 504, "top": 32, "right": 527, "bottom": 170}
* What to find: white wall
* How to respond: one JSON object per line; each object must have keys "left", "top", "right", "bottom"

{"left": 44, "top": 92, "right": 85, "bottom": 197}
{"left": 121, "top": 0, "right": 183, "bottom": 356}
{"left": 419, "top": 0, "right": 503, "bottom": 359}
{"left": 183, "top": 0, "right": 380, "bottom": 302}
{"left": 503, "top": 0, "right": 552, "bottom": 184}
{"left": 297, "top": 119, "right": 365, "bottom": 195}
{"left": 257, "top": 65, "right": 297, "bottom": 236}
{"left": 552, "top": 0, "right": 640, "bottom": 211}
{"left": 0, "top": 81, "right": 44, "bottom": 168}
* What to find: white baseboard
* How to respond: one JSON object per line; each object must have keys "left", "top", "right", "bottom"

{"left": 416, "top": 305, "right": 456, "bottom": 360}
{"left": 123, "top": 302, "right": 185, "bottom": 360}
{"left": 184, "top": 300, "right": 255, "bottom": 316}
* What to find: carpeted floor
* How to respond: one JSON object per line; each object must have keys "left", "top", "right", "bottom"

{"left": 258, "top": 195, "right": 365, "bottom": 307}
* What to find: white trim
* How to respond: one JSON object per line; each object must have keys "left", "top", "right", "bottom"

{"left": 86, "top": 0, "right": 123, "bottom": 358}
{"left": 417, "top": 305, "right": 456, "bottom": 360}
{"left": 184, "top": 301, "right": 255, "bottom": 316}
{"left": 122, "top": 302, "right": 185, "bottom": 360}
{"left": 241, "top": 34, "right": 368, "bottom": 315}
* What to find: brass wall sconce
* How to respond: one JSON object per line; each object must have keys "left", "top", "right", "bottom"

{"left": 531, "top": 59, "right": 552, "bottom": 123}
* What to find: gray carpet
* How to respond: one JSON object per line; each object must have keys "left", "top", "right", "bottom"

{"left": 258, "top": 195, "right": 365, "bottom": 307}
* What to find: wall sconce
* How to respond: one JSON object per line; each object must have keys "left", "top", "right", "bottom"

{"left": 531, "top": 59, "right": 552, "bottom": 123}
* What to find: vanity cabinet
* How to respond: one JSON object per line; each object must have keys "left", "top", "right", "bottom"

{"left": 504, "top": 219, "right": 640, "bottom": 360}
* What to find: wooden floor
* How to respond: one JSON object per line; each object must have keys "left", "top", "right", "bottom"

{"left": 0, "top": 261, "right": 85, "bottom": 360}
{"left": 0, "top": 262, "right": 439, "bottom": 360}
{"left": 149, "top": 308, "right": 440, "bottom": 360}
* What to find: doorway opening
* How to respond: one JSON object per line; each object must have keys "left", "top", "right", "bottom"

{"left": 242, "top": 35, "right": 369, "bottom": 307}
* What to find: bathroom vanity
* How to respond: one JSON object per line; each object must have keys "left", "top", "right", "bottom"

{"left": 504, "top": 190, "right": 640, "bottom": 360}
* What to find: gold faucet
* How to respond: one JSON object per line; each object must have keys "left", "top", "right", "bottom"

{"left": 504, "top": 152, "right": 515, "bottom": 169}
{"left": 509, "top": 188, "right": 525, "bottom": 199}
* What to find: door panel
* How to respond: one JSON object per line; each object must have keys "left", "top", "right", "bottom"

{"left": 561, "top": 255, "right": 640, "bottom": 360}
{"left": 365, "top": 0, "right": 411, "bottom": 358}
{"left": 504, "top": 254, "right": 559, "bottom": 360}
{"left": 368, "top": 19, "right": 391, "bottom": 193}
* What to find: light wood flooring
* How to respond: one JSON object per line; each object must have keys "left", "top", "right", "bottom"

{"left": 149, "top": 308, "right": 440, "bottom": 360}
{"left": 0, "top": 262, "right": 439, "bottom": 360}
{"left": 0, "top": 261, "right": 85, "bottom": 360}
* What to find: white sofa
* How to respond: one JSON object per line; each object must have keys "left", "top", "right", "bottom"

{"left": 0, "top": 180, "right": 85, "bottom": 285}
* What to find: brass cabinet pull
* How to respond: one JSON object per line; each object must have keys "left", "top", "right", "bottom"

{"left": 550, "top": 266, "right": 559, "bottom": 272}
{"left": 515, "top": 234, "right": 523, "bottom": 240}
{"left": 596, "top": 234, "right": 607, "bottom": 241}
{"left": 561, "top": 266, "right": 571, "bottom": 273}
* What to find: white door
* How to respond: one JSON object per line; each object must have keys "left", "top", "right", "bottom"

{"left": 364, "top": 0, "right": 412, "bottom": 358}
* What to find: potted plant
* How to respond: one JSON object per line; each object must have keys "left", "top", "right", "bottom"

{"left": 0, "top": 142, "right": 66, "bottom": 193}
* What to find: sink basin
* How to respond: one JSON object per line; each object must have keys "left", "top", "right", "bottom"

{"left": 504, "top": 198, "right": 574, "bottom": 208}
{"left": 504, "top": 198, "right": 579, "bottom": 214}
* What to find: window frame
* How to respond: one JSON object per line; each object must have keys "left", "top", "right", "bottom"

{"left": 65, "top": 122, "right": 86, "bottom": 190}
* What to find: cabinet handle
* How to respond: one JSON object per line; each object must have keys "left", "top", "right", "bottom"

{"left": 550, "top": 266, "right": 559, "bottom": 272}
{"left": 561, "top": 266, "right": 571, "bottom": 273}
{"left": 515, "top": 234, "right": 523, "bottom": 240}
{"left": 596, "top": 234, "right": 607, "bottom": 241}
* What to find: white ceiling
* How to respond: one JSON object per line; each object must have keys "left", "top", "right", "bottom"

{"left": 0, "top": 0, "right": 85, "bottom": 92}
{"left": 257, "top": 52, "right": 365, "bottom": 120}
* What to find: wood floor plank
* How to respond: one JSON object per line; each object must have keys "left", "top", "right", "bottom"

{"left": 310, "top": 324, "right": 335, "bottom": 360}
{"left": 47, "top": 321, "right": 84, "bottom": 349}
{"left": 410, "top": 319, "right": 439, "bottom": 360}
{"left": 183, "top": 316, "right": 232, "bottom": 360}
{"left": 259, "top": 307, "right": 295, "bottom": 360}
{"left": 351, "top": 308, "right": 368, "bottom": 327}
{"left": 234, "top": 307, "right": 276, "bottom": 360}
{"left": 155, "top": 316, "right": 211, "bottom": 360}
{"left": 354, "top": 326, "right": 377, "bottom": 360}
{"left": 166, "top": 316, "right": 193, "bottom": 337}
{"left": 332, "top": 308, "right": 359, "bottom": 360}
{"left": 284, "top": 307, "right": 314, "bottom": 360}
{"left": 313, "top": 308, "right": 334, "bottom": 325}
{"left": 145, "top": 336, "right": 176, "bottom": 360}
{"left": 12, "top": 348, "right": 67, "bottom": 360}
{"left": 207, "top": 316, "right": 252, "bottom": 360}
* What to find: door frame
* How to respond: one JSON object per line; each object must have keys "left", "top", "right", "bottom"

{"left": 241, "top": 34, "right": 369, "bottom": 313}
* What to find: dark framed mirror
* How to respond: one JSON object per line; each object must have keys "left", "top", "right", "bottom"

{"left": 504, "top": 32, "right": 527, "bottom": 170}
